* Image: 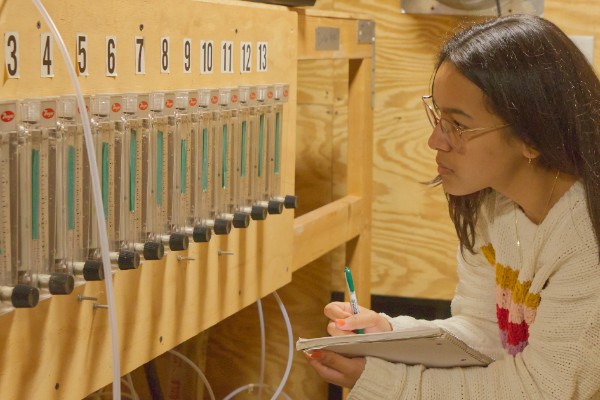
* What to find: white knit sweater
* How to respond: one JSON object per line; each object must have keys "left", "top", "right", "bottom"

{"left": 349, "top": 181, "right": 600, "bottom": 399}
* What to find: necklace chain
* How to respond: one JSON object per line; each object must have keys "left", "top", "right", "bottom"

{"left": 514, "top": 170, "right": 560, "bottom": 267}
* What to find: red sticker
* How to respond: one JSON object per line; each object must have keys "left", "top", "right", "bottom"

{"left": 249, "top": 92, "right": 257, "bottom": 100}
{"left": 42, "top": 108, "right": 55, "bottom": 119}
{"left": 231, "top": 94, "right": 238, "bottom": 103}
{"left": 189, "top": 97, "right": 198, "bottom": 107}
{"left": 210, "top": 95, "right": 218, "bottom": 105}
{"left": 283, "top": 89, "right": 289, "bottom": 97}
{"left": 0, "top": 110, "right": 15, "bottom": 123}
{"left": 165, "top": 99, "right": 174, "bottom": 108}
{"left": 112, "top": 102, "right": 121, "bottom": 113}
{"left": 267, "top": 91, "right": 273, "bottom": 99}
{"left": 138, "top": 101, "right": 148, "bottom": 111}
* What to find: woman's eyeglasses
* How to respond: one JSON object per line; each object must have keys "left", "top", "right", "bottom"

{"left": 422, "top": 95, "right": 511, "bottom": 150}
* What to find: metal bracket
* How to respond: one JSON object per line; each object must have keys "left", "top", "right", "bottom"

{"left": 400, "top": 0, "right": 544, "bottom": 16}
{"left": 357, "top": 20, "right": 375, "bottom": 44}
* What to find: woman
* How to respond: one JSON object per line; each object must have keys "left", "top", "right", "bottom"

{"left": 306, "top": 14, "right": 600, "bottom": 399}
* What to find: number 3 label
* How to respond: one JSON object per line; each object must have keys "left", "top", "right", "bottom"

{"left": 4, "top": 32, "right": 18, "bottom": 78}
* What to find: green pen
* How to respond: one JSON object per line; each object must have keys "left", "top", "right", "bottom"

{"left": 344, "top": 266, "right": 365, "bottom": 334}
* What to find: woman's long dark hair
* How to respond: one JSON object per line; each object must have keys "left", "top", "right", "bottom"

{"left": 434, "top": 15, "right": 600, "bottom": 255}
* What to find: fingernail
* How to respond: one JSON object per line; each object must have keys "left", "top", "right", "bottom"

{"left": 336, "top": 318, "right": 346, "bottom": 327}
{"left": 308, "top": 350, "right": 323, "bottom": 360}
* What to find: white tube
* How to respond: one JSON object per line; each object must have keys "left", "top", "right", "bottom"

{"left": 224, "top": 383, "right": 293, "bottom": 400}
{"left": 30, "top": 1, "right": 121, "bottom": 399}
{"left": 270, "top": 291, "right": 294, "bottom": 400}
{"left": 168, "top": 349, "right": 216, "bottom": 400}
{"left": 257, "top": 298, "right": 266, "bottom": 397}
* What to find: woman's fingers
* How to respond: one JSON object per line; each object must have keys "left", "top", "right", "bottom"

{"left": 304, "top": 350, "right": 366, "bottom": 388}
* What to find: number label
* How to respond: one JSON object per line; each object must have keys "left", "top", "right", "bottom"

{"left": 257, "top": 41, "right": 268, "bottom": 72}
{"left": 4, "top": 32, "right": 18, "bottom": 78}
{"left": 106, "top": 36, "right": 117, "bottom": 77}
{"left": 183, "top": 38, "right": 192, "bottom": 73}
{"left": 221, "top": 40, "right": 233, "bottom": 73}
{"left": 76, "top": 34, "right": 88, "bottom": 76}
{"left": 200, "top": 40, "right": 213, "bottom": 74}
{"left": 41, "top": 33, "right": 54, "bottom": 77}
{"left": 135, "top": 36, "right": 145, "bottom": 74}
{"left": 240, "top": 41, "right": 251, "bottom": 73}
{"left": 160, "top": 37, "right": 170, "bottom": 73}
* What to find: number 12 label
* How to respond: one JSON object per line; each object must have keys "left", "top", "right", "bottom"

{"left": 240, "top": 41, "right": 251, "bottom": 73}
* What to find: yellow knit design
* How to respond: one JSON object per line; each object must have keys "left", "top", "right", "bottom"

{"left": 482, "top": 243, "right": 542, "bottom": 309}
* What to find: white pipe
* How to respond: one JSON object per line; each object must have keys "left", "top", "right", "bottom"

{"left": 270, "top": 291, "right": 293, "bottom": 400}
{"left": 168, "top": 349, "right": 216, "bottom": 400}
{"left": 30, "top": 1, "right": 121, "bottom": 399}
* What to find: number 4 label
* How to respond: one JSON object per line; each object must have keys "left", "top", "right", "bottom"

{"left": 41, "top": 33, "right": 54, "bottom": 78}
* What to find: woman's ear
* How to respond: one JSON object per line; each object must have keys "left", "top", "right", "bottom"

{"left": 521, "top": 144, "right": 540, "bottom": 162}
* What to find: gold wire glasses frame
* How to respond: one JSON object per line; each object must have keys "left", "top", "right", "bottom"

{"left": 422, "top": 95, "right": 511, "bottom": 150}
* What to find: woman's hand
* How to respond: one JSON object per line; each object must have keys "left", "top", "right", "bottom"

{"left": 304, "top": 350, "right": 366, "bottom": 388}
{"left": 324, "top": 301, "right": 392, "bottom": 336}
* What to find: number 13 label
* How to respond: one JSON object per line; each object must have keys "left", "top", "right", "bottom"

{"left": 257, "top": 41, "right": 267, "bottom": 72}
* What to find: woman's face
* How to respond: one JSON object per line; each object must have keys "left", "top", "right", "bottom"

{"left": 427, "top": 62, "right": 526, "bottom": 196}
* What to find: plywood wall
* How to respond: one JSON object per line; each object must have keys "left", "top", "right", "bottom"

{"left": 308, "top": 0, "right": 600, "bottom": 300}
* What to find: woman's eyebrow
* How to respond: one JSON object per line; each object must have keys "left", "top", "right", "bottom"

{"left": 439, "top": 106, "right": 473, "bottom": 119}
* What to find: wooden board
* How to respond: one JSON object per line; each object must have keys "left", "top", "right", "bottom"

{"left": 0, "top": 1, "right": 297, "bottom": 399}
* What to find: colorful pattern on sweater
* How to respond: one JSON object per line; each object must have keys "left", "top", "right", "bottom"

{"left": 481, "top": 243, "right": 541, "bottom": 355}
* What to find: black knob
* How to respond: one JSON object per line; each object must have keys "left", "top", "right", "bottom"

{"left": 143, "top": 241, "right": 164, "bottom": 260}
{"left": 214, "top": 219, "right": 232, "bottom": 235}
{"left": 169, "top": 233, "right": 189, "bottom": 251}
{"left": 118, "top": 250, "right": 140, "bottom": 270}
{"left": 193, "top": 225, "right": 212, "bottom": 243}
{"left": 12, "top": 284, "right": 39, "bottom": 308}
{"left": 268, "top": 200, "right": 283, "bottom": 215}
{"left": 233, "top": 212, "right": 250, "bottom": 228}
{"left": 284, "top": 195, "right": 297, "bottom": 209}
{"left": 83, "top": 260, "right": 105, "bottom": 281}
{"left": 251, "top": 205, "right": 268, "bottom": 221}
{"left": 48, "top": 273, "right": 75, "bottom": 295}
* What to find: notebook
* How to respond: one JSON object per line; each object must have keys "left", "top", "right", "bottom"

{"left": 296, "top": 326, "right": 494, "bottom": 368}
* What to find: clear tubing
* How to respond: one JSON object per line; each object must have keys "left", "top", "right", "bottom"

{"left": 222, "top": 292, "right": 294, "bottom": 400}
{"left": 31, "top": 1, "right": 121, "bottom": 398}
{"left": 270, "top": 291, "right": 293, "bottom": 400}
{"left": 168, "top": 349, "right": 216, "bottom": 400}
{"left": 258, "top": 299, "right": 266, "bottom": 397}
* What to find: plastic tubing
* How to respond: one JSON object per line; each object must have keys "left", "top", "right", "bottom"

{"left": 222, "top": 291, "right": 294, "bottom": 400}
{"left": 30, "top": 1, "right": 121, "bottom": 399}
{"left": 257, "top": 299, "right": 266, "bottom": 396}
{"left": 270, "top": 291, "right": 293, "bottom": 400}
{"left": 168, "top": 349, "right": 216, "bottom": 400}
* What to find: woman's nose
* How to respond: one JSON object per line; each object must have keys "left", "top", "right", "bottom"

{"left": 427, "top": 124, "right": 450, "bottom": 151}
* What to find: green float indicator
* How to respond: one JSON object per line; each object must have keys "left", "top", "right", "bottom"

{"left": 32, "top": 149, "right": 40, "bottom": 240}
{"left": 67, "top": 146, "right": 75, "bottom": 230}
{"left": 102, "top": 143, "right": 109, "bottom": 219}
{"left": 156, "top": 131, "right": 164, "bottom": 206}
